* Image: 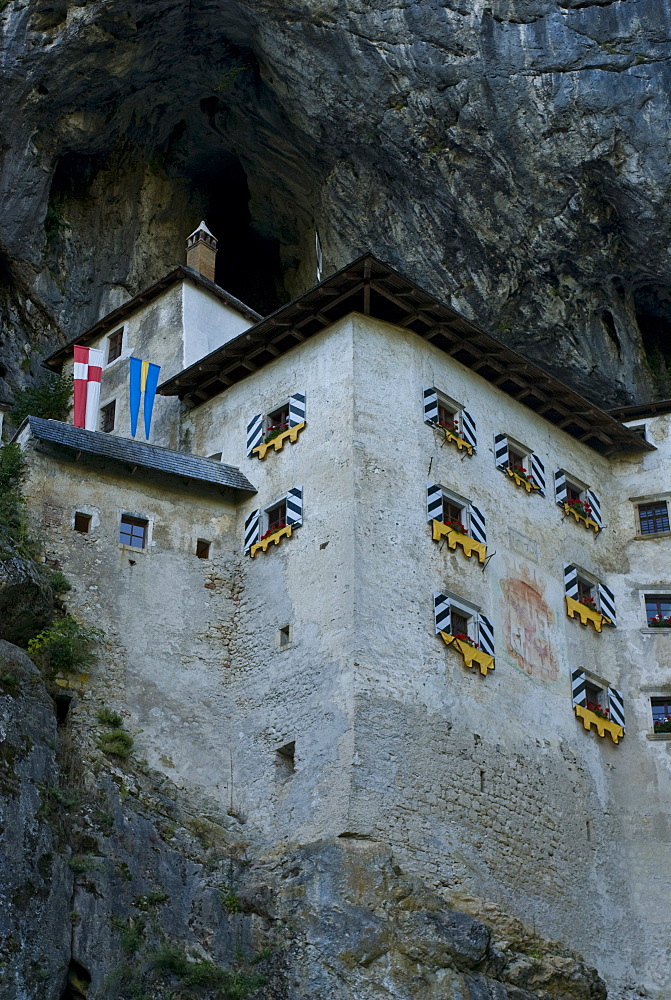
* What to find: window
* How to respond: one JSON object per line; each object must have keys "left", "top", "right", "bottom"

{"left": 507, "top": 444, "right": 527, "bottom": 471}
{"left": 629, "top": 424, "right": 647, "bottom": 440}
{"left": 266, "top": 500, "right": 286, "bottom": 533}
{"left": 107, "top": 329, "right": 123, "bottom": 363}
{"left": 423, "top": 387, "right": 477, "bottom": 452}
{"left": 577, "top": 578, "right": 595, "bottom": 605}
{"left": 651, "top": 698, "right": 671, "bottom": 729}
{"left": 437, "top": 401, "right": 457, "bottom": 429}
{"left": 246, "top": 393, "right": 306, "bottom": 457}
{"left": 645, "top": 594, "right": 671, "bottom": 625}
{"left": 638, "top": 501, "right": 670, "bottom": 535}
{"left": 584, "top": 681, "right": 607, "bottom": 716}
{"left": 450, "top": 608, "right": 471, "bottom": 639}
{"left": 266, "top": 404, "right": 289, "bottom": 436}
{"left": 119, "top": 515, "right": 148, "bottom": 549}
{"left": 196, "top": 539, "right": 210, "bottom": 559}
{"left": 100, "top": 400, "right": 116, "bottom": 433}
{"left": 442, "top": 497, "right": 467, "bottom": 533}
{"left": 73, "top": 512, "right": 91, "bottom": 534}
{"left": 566, "top": 482, "right": 582, "bottom": 503}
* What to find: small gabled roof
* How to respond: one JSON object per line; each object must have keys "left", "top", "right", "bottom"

{"left": 24, "top": 417, "right": 256, "bottom": 495}
{"left": 158, "top": 253, "right": 651, "bottom": 458}
{"left": 43, "top": 266, "right": 262, "bottom": 371}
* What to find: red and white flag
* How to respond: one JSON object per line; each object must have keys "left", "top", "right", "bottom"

{"left": 73, "top": 346, "right": 104, "bottom": 430}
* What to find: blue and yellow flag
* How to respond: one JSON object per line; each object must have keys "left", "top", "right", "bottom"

{"left": 129, "top": 357, "right": 161, "bottom": 440}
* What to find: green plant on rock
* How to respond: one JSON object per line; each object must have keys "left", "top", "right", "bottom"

{"left": 46, "top": 569, "right": 71, "bottom": 594}
{"left": 110, "top": 916, "right": 144, "bottom": 955}
{"left": 150, "top": 945, "right": 266, "bottom": 997}
{"left": 11, "top": 371, "right": 72, "bottom": 425}
{"left": 97, "top": 707, "right": 123, "bottom": 728}
{"left": 28, "top": 615, "right": 102, "bottom": 677}
{"left": 0, "top": 442, "right": 28, "bottom": 546}
{"left": 98, "top": 729, "right": 133, "bottom": 760}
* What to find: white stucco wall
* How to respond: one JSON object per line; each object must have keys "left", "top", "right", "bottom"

{"left": 181, "top": 281, "right": 251, "bottom": 369}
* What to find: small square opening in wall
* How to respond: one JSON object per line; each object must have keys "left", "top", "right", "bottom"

{"left": 100, "top": 400, "right": 116, "bottom": 433}
{"left": 279, "top": 625, "right": 291, "bottom": 648}
{"left": 196, "top": 539, "right": 211, "bottom": 559}
{"left": 73, "top": 512, "right": 92, "bottom": 534}
{"left": 275, "top": 741, "right": 295, "bottom": 777}
{"left": 119, "top": 515, "right": 148, "bottom": 549}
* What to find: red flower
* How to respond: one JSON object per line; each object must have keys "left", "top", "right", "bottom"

{"left": 443, "top": 518, "right": 468, "bottom": 535}
{"left": 452, "top": 632, "right": 478, "bottom": 648}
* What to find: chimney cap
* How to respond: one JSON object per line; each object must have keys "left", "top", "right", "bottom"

{"left": 188, "top": 220, "right": 216, "bottom": 241}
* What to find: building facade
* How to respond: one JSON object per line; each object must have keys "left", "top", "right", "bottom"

{"left": 13, "top": 232, "right": 671, "bottom": 998}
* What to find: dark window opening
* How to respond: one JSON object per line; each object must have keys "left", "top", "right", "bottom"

{"left": 59, "top": 959, "right": 91, "bottom": 1000}
{"left": 267, "top": 405, "right": 289, "bottom": 431}
{"left": 508, "top": 445, "right": 526, "bottom": 471}
{"left": 450, "top": 609, "right": 471, "bottom": 639}
{"left": 577, "top": 578, "right": 596, "bottom": 606}
{"left": 54, "top": 695, "right": 72, "bottom": 726}
{"left": 279, "top": 625, "right": 291, "bottom": 648}
{"left": 107, "top": 329, "right": 123, "bottom": 363}
{"left": 74, "top": 512, "right": 91, "bottom": 534}
{"left": 645, "top": 594, "right": 671, "bottom": 625}
{"left": 566, "top": 482, "right": 583, "bottom": 503}
{"left": 628, "top": 424, "right": 647, "bottom": 440}
{"left": 100, "top": 400, "right": 115, "bottom": 433}
{"left": 267, "top": 501, "right": 286, "bottom": 534}
{"left": 638, "top": 501, "right": 670, "bottom": 535}
{"left": 119, "top": 516, "right": 148, "bottom": 549}
{"left": 442, "top": 497, "right": 467, "bottom": 533}
{"left": 196, "top": 539, "right": 211, "bottom": 559}
{"left": 275, "top": 741, "right": 295, "bottom": 777}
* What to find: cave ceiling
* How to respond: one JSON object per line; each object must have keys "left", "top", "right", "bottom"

{"left": 1, "top": 0, "right": 671, "bottom": 407}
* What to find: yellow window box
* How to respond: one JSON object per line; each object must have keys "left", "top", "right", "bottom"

{"left": 565, "top": 595, "right": 612, "bottom": 633}
{"left": 439, "top": 631, "right": 495, "bottom": 676}
{"left": 431, "top": 519, "right": 486, "bottom": 564}
{"left": 563, "top": 503, "right": 600, "bottom": 533}
{"left": 250, "top": 523, "right": 293, "bottom": 557}
{"left": 505, "top": 468, "right": 541, "bottom": 493}
{"left": 574, "top": 704, "right": 624, "bottom": 744}
{"left": 253, "top": 422, "right": 306, "bottom": 460}
{"left": 437, "top": 426, "right": 473, "bottom": 456}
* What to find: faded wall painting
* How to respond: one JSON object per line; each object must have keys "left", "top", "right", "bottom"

{"left": 500, "top": 565, "right": 559, "bottom": 681}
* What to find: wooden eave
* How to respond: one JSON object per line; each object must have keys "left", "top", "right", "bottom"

{"left": 43, "top": 266, "right": 262, "bottom": 371}
{"left": 156, "top": 253, "right": 652, "bottom": 457}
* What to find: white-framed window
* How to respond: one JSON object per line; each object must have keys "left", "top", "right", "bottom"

{"left": 247, "top": 392, "right": 306, "bottom": 455}
{"left": 423, "top": 387, "right": 477, "bottom": 451}
{"left": 118, "top": 512, "right": 151, "bottom": 551}
{"left": 563, "top": 564, "right": 616, "bottom": 625}
{"left": 641, "top": 590, "right": 671, "bottom": 629}
{"left": 554, "top": 470, "right": 602, "bottom": 527}
{"left": 634, "top": 497, "right": 671, "bottom": 537}
{"left": 426, "top": 484, "right": 486, "bottom": 544}
{"left": 494, "top": 434, "right": 545, "bottom": 494}
{"left": 571, "top": 668, "right": 625, "bottom": 730}
{"left": 433, "top": 591, "right": 495, "bottom": 656}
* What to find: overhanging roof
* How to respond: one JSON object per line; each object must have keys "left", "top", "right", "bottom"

{"left": 44, "top": 266, "right": 262, "bottom": 371}
{"left": 158, "top": 254, "right": 651, "bottom": 458}
{"left": 24, "top": 417, "right": 256, "bottom": 495}
{"left": 609, "top": 399, "right": 671, "bottom": 421}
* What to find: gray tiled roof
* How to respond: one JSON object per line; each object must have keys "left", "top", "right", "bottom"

{"left": 27, "top": 417, "right": 256, "bottom": 495}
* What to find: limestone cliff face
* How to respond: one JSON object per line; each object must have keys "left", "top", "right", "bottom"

{"left": 0, "top": 641, "right": 607, "bottom": 1000}
{"left": 1, "top": 0, "right": 671, "bottom": 409}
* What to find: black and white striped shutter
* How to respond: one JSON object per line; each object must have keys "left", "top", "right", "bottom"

{"left": 586, "top": 489, "right": 602, "bottom": 528}
{"left": 423, "top": 387, "right": 439, "bottom": 425}
{"left": 286, "top": 486, "right": 303, "bottom": 527}
{"left": 247, "top": 414, "right": 263, "bottom": 456}
{"left": 608, "top": 687, "right": 625, "bottom": 731}
{"left": 554, "top": 470, "right": 567, "bottom": 505}
{"left": 530, "top": 453, "right": 545, "bottom": 495}
{"left": 469, "top": 504, "right": 486, "bottom": 545}
{"left": 478, "top": 614, "right": 495, "bottom": 657}
{"left": 427, "top": 483, "right": 443, "bottom": 522}
{"left": 244, "top": 509, "right": 260, "bottom": 552}
{"left": 288, "top": 392, "right": 306, "bottom": 427}
{"left": 434, "top": 592, "right": 451, "bottom": 634}
{"left": 598, "top": 583, "right": 616, "bottom": 626}
{"left": 564, "top": 564, "right": 579, "bottom": 599}
{"left": 461, "top": 409, "right": 477, "bottom": 451}
{"left": 571, "top": 669, "right": 587, "bottom": 708}
{"left": 494, "top": 433, "right": 509, "bottom": 469}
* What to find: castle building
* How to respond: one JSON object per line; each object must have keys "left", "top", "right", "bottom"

{"left": 15, "top": 225, "right": 671, "bottom": 999}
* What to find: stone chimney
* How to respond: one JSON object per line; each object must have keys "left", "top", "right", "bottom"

{"left": 186, "top": 221, "right": 218, "bottom": 282}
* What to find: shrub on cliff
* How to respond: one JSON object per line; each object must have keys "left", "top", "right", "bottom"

{"left": 27, "top": 615, "right": 102, "bottom": 677}
{"left": 11, "top": 371, "right": 71, "bottom": 426}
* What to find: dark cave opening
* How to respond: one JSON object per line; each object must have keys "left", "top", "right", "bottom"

{"left": 601, "top": 310, "right": 622, "bottom": 360}
{"left": 49, "top": 151, "right": 107, "bottom": 202}
{"left": 59, "top": 959, "right": 90, "bottom": 999}
{"left": 197, "top": 156, "right": 284, "bottom": 316}
{"left": 634, "top": 285, "right": 671, "bottom": 397}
